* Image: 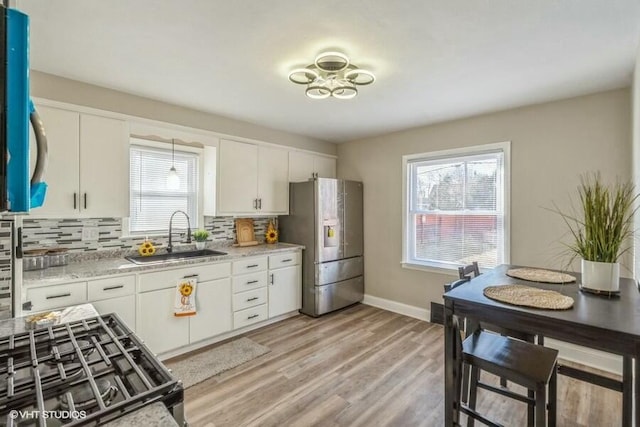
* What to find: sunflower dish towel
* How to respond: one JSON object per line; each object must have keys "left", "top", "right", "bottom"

{"left": 174, "top": 277, "right": 197, "bottom": 317}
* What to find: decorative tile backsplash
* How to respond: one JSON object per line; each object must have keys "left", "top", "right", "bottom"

{"left": 22, "top": 216, "right": 276, "bottom": 252}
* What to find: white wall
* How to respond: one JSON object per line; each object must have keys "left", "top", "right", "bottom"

{"left": 30, "top": 71, "right": 336, "bottom": 156}
{"left": 338, "top": 89, "right": 631, "bottom": 308}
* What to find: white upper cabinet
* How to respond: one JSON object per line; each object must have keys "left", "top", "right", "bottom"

{"left": 79, "top": 114, "right": 129, "bottom": 217}
{"left": 29, "top": 105, "right": 80, "bottom": 217}
{"left": 217, "top": 139, "right": 289, "bottom": 215}
{"left": 288, "top": 151, "right": 336, "bottom": 182}
{"left": 29, "top": 104, "right": 129, "bottom": 218}
{"left": 257, "top": 145, "right": 289, "bottom": 213}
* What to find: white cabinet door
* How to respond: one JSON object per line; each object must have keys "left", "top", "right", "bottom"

{"left": 288, "top": 152, "right": 337, "bottom": 182}
{"left": 268, "top": 265, "right": 301, "bottom": 318}
{"left": 138, "top": 288, "right": 189, "bottom": 354}
{"left": 218, "top": 139, "right": 258, "bottom": 214}
{"left": 288, "top": 151, "right": 315, "bottom": 182}
{"left": 314, "top": 156, "right": 336, "bottom": 179}
{"left": 29, "top": 105, "right": 80, "bottom": 217}
{"left": 257, "top": 146, "right": 289, "bottom": 214}
{"left": 79, "top": 114, "right": 129, "bottom": 217}
{"left": 190, "top": 278, "right": 232, "bottom": 343}
{"left": 92, "top": 295, "right": 136, "bottom": 332}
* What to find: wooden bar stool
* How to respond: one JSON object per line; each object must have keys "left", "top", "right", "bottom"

{"left": 452, "top": 317, "right": 558, "bottom": 427}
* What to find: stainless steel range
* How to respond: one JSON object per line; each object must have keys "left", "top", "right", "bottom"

{"left": 0, "top": 313, "right": 184, "bottom": 426}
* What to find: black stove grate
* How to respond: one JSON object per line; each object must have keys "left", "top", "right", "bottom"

{"left": 0, "top": 313, "right": 183, "bottom": 426}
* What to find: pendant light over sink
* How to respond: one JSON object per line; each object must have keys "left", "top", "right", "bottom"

{"left": 166, "top": 138, "right": 180, "bottom": 190}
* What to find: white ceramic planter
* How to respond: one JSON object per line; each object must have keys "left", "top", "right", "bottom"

{"left": 195, "top": 241, "right": 206, "bottom": 250}
{"left": 581, "top": 259, "right": 620, "bottom": 293}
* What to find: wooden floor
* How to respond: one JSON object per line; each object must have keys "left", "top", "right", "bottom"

{"left": 181, "top": 304, "right": 622, "bottom": 426}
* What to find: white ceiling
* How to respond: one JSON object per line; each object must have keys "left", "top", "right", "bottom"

{"left": 16, "top": 0, "right": 640, "bottom": 143}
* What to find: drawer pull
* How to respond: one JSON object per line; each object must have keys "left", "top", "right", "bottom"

{"left": 46, "top": 293, "right": 71, "bottom": 300}
{"left": 246, "top": 280, "right": 259, "bottom": 285}
{"left": 281, "top": 259, "right": 293, "bottom": 263}
{"left": 247, "top": 297, "right": 259, "bottom": 302}
{"left": 247, "top": 264, "right": 259, "bottom": 268}
{"left": 103, "top": 285, "right": 124, "bottom": 291}
{"left": 248, "top": 314, "right": 260, "bottom": 320}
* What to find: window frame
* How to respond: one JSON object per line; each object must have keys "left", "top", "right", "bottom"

{"left": 128, "top": 137, "right": 203, "bottom": 236}
{"left": 401, "top": 141, "right": 511, "bottom": 273}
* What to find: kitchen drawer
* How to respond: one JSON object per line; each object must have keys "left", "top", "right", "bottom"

{"left": 268, "top": 252, "right": 300, "bottom": 269}
{"left": 233, "top": 287, "right": 267, "bottom": 311}
{"left": 232, "top": 271, "right": 268, "bottom": 293}
{"left": 27, "top": 282, "right": 87, "bottom": 311}
{"left": 232, "top": 257, "right": 267, "bottom": 275}
{"left": 139, "top": 262, "right": 231, "bottom": 293}
{"left": 88, "top": 275, "right": 135, "bottom": 301}
{"left": 233, "top": 304, "right": 268, "bottom": 329}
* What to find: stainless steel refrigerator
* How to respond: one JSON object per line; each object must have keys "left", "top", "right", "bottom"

{"left": 280, "top": 178, "right": 364, "bottom": 317}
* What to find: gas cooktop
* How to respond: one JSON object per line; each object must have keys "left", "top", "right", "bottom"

{"left": 0, "top": 314, "right": 184, "bottom": 426}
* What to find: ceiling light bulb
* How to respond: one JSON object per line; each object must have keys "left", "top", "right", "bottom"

{"left": 166, "top": 166, "right": 180, "bottom": 190}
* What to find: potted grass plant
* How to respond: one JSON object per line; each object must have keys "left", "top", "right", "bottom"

{"left": 192, "top": 229, "right": 209, "bottom": 250}
{"left": 553, "top": 172, "right": 638, "bottom": 293}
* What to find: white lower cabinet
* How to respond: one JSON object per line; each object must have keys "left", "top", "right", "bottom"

{"left": 24, "top": 250, "right": 301, "bottom": 357}
{"left": 268, "top": 264, "right": 302, "bottom": 318}
{"left": 136, "top": 262, "right": 232, "bottom": 354}
{"left": 88, "top": 275, "right": 136, "bottom": 331}
{"left": 92, "top": 295, "right": 136, "bottom": 332}
{"left": 138, "top": 288, "right": 190, "bottom": 354}
{"left": 190, "top": 278, "right": 232, "bottom": 343}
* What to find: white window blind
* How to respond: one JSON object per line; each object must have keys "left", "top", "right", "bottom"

{"left": 130, "top": 144, "right": 198, "bottom": 234}
{"left": 405, "top": 146, "right": 508, "bottom": 270}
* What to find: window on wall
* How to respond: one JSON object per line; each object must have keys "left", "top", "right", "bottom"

{"left": 402, "top": 142, "right": 510, "bottom": 271}
{"left": 129, "top": 140, "right": 199, "bottom": 234}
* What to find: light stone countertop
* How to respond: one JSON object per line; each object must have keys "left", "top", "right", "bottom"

{"left": 23, "top": 243, "right": 304, "bottom": 287}
{"left": 102, "top": 402, "right": 179, "bottom": 427}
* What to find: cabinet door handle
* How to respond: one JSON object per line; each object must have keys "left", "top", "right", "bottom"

{"left": 46, "top": 293, "right": 71, "bottom": 300}
{"left": 248, "top": 314, "right": 259, "bottom": 320}
{"left": 103, "top": 285, "right": 124, "bottom": 291}
{"left": 270, "top": 274, "right": 274, "bottom": 285}
{"left": 247, "top": 297, "right": 259, "bottom": 302}
{"left": 247, "top": 264, "right": 259, "bottom": 268}
{"left": 281, "top": 259, "right": 292, "bottom": 263}
{"left": 258, "top": 198, "right": 262, "bottom": 210}
{"left": 73, "top": 193, "right": 77, "bottom": 209}
{"left": 246, "top": 280, "right": 259, "bottom": 284}
{"left": 253, "top": 199, "right": 257, "bottom": 209}
{"left": 84, "top": 193, "right": 88, "bottom": 209}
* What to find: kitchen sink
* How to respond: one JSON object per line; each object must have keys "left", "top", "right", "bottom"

{"left": 125, "top": 249, "right": 228, "bottom": 265}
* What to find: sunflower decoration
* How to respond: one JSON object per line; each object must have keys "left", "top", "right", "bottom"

{"left": 265, "top": 220, "right": 278, "bottom": 244}
{"left": 179, "top": 282, "right": 194, "bottom": 297}
{"left": 138, "top": 239, "right": 156, "bottom": 256}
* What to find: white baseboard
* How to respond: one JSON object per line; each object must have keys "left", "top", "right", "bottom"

{"left": 362, "top": 294, "right": 430, "bottom": 321}
{"left": 362, "top": 294, "right": 621, "bottom": 375}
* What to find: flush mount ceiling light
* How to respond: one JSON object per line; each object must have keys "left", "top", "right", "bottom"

{"left": 288, "top": 51, "right": 375, "bottom": 100}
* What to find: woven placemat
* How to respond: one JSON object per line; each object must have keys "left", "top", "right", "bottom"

{"left": 506, "top": 268, "right": 576, "bottom": 284}
{"left": 484, "top": 284, "right": 574, "bottom": 310}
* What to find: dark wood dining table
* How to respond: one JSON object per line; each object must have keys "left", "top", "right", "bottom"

{"left": 443, "top": 264, "right": 640, "bottom": 426}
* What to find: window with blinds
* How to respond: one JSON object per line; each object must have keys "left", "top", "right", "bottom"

{"left": 403, "top": 143, "right": 509, "bottom": 270}
{"left": 130, "top": 144, "right": 199, "bottom": 234}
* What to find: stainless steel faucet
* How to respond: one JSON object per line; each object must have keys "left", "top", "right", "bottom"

{"left": 167, "top": 210, "right": 192, "bottom": 253}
